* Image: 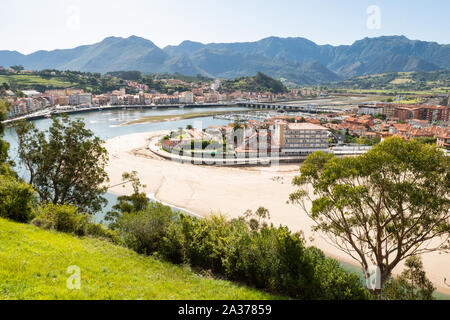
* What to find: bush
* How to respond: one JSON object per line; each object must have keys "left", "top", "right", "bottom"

{"left": 32, "top": 204, "right": 89, "bottom": 235}
{"left": 116, "top": 202, "right": 176, "bottom": 255}
{"left": 32, "top": 204, "right": 120, "bottom": 244}
{"left": 161, "top": 214, "right": 232, "bottom": 273}
{"left": 119, "top": 204, "right": 369, "bottom": 299}
{"left": 85, "top": 222, "right": 122, "bottom": 245}
{"left": 224, "top": 224, "right": 314, "bottom": 298}
{"left": 304, "top": 247, "right": 371, "bottom": 300}
{"left": 0, "top": 174, "right": 36, "bottom": 223}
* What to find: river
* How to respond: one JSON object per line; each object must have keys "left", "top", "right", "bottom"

{"left": 3, "top": 106, "right": 245, "bottom": 221}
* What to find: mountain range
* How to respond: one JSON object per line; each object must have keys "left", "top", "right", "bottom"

{"left": 1, "top": 35, "right": 449, "bottom": 85}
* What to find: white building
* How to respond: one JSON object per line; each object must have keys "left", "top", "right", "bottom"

{"left": 358, "top": 105, "right": 384, "bottom": 116}
{"left": 180, "top": 92, "right": 194, "bottom": 104}
{"left": 278, "top": 123, "right": 329, "bottom": 156}
{"left": 69, "top": 93, "right": 92, "bottom": 106}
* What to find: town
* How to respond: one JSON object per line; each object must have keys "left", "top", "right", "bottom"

{"left": 1, "top": 66, "right": 449, "bottom": 153}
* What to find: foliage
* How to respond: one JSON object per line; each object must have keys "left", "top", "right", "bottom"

{"left": 0, "top": 100, "right": 10, "bottom": 169}
{"left": 32, "top": 204, "right": 90, "bottom": 236}
{"left": 115, "top": 202, "right": 177, "bottom": 255}
{"left": 116, "top": 200, "right": 369, "bottom": 299}
{"left": 220, "top": 72, "right": 288, "bottom": 94}
{"left": 0, "top": 217, "right": 278, "bottom": 300}
{"left": 0, "top": 174, "right": 37, "bottom": 223}
{"left": 304, "top": 247, "right": 371, "bottom": 300}
{"left": 0, "top": 70, "right": 123, "bottom": 94}
{"left": 105, "top": 171, "right": 150, "bottom": 229}
{"left": 327, "top": 70, "right": 450, "bottom": 95}
{"left": 290, "top": 137, "right": 450, "bottom": 289}
{"left": 383, "top": 256, "right": 436, "bottom": 300}
{"left": 414, "top": 137, "right": 437, "bottom": 145}
{"left": 15, "top": 115, "right": 109, "bottom": 214}
{"left": 31, "top": 204, "right": 119, "bottom": 243}
{"left": 356, "top": 136, "right": 381, "bottom": 146}
{"left": 106, "top": 71, "right": 142, "bottom": 81}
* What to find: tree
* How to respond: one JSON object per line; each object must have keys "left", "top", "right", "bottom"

{"left": 15, "top": 115, "right": 109, "bottom": 214}
{"left": 105, "top": 171, "right": 150, "bottom": 228}
{"left": 0, "top": 100, "right": 9, "bottom": 165}
{"left": 10, "top": 65, "right": 24, "bottom": 72}
{"left": 289, "top": 137, "right": 450, "bottom": 292}
{"left": 14, "top": 90, "right": 25, "bottom": 98}
{"left": 383, "top": 256, "right": 435, "bottom": 300}
{"left": 0, "top": 100, "right": 14, "bottom": 175}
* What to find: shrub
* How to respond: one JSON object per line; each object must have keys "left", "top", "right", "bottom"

{"left": 0, "top": 174, "right": 36, "bottom": 223}
{"left": 117, "top": 202, "right": 369, "bottom": 300}
{"left": 221, "top": 223, "right": 315, "bottom": 298}
{"left": 382, "top": 256, "right": 435, "bottom": 300}
{"left": 304, "top": 247, "right": 371, "bottom": 300}
{"left": 116, "top": 202, "right": 176, "bottom": 255}
{"left": 32, "top": 204, "right": 120, "bottom": 244}
{"left": 161, "top": 214, "right": 232, "bottom": 273}
{"left": 32, "top": 204, "right": 89, "bottom": 236}
{"left": 85, "top": 222, "right": 122, "bottom": 245}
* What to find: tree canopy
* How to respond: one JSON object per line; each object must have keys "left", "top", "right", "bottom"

{"left": 0, "top": 100, "right": 13, "bottom": 175}
{"left": 383, "top": 256, "right": 435, "bottom": 300}
{"left": 289, "top": 137, "right": 450, "bottom": 290}
{"left": 15, "top": 115, "right": 109, "bottom": 214}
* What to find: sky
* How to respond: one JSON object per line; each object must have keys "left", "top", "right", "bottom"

{"left": 1, "top": 0, "right": 449, "bottom": 54}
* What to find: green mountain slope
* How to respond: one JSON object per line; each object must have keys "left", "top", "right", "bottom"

{"left": 0, "top": 218, "right": 281, "bottom": 300}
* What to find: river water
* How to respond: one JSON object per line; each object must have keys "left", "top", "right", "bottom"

{"left": 3, "top": 106, "right": 245, "bottom": 220}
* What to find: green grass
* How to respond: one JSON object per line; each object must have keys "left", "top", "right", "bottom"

{"left": 0, "top": 218, "right": 282, "bottom": 300}
{"left": 0, "top": 74, "right": 76, "bottom": 89}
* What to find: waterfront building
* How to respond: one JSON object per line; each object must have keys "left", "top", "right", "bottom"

{"left": 277, "top": 123, "right": 330, "bottom": 156}
{"left": 69, "top": 93, "right": 92, "bottom": 106}
{"left": 358, "top": 104, "right": 384, "bottom": 116}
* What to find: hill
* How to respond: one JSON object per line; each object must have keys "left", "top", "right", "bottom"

{"left": 1, "top": 35, "right": 449, "bottom": 85}
{"left": 220, "top": 72, "right": 287, "bottom": 94}
{"left": 325, "top": 70, "right": 450, "bottom": 95}
{"left": 0, "top": 218, "right": 280, "bottom": 300}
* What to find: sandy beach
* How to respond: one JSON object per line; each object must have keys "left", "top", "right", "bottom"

{"left": 105, "top": 131, "right": 450, "bottom": 295}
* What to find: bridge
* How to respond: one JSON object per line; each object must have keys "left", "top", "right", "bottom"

{"left": 238, "top": 102, "right": 358, "bottom": 114}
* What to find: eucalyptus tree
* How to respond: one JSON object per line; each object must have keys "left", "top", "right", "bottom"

{"left": 289, "top": 137, "right": 450, "bottom": 291}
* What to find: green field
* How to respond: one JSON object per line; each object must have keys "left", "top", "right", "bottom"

{"left": 0, "top": 218, "right": 282, "bottom": 300}
{"left": 0, "top": 74, "right": 76, "bottom": 89}
{"left": 326, "top": 70, "right": 450, "bottom": 96}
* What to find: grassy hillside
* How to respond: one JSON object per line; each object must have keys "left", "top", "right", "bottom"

{"left": 0, "top": 74, "right": 77, "bottom": 89}
{"left": 326, "top": 70, "right": 450, "bottom": 95}
{"left": 0, "top": 218, "right": 281, "bottom": 300}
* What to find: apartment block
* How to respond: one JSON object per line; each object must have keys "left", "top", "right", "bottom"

{"left": 278, "top": 123, "right": 329, "bottom": 156}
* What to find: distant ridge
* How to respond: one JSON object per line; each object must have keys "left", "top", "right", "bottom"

{"left": 0, "top": 35, "right": 449, "bottom": 85}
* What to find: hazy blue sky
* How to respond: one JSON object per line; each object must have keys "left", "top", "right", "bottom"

{"left": 1, "top": 0, "right": 449, "bottom": 54}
